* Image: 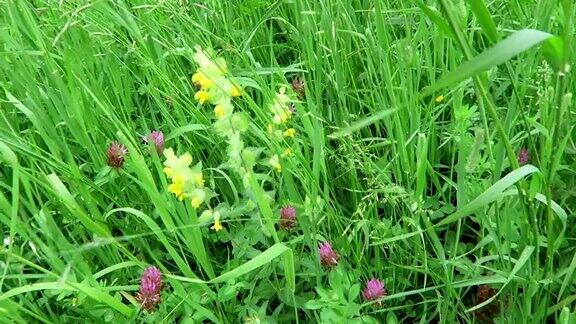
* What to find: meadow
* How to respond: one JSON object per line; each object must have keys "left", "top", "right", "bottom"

{"left": 0, "top": 0, "right": 574, "bottom": 323}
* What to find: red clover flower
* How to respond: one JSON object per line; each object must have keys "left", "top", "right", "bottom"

{"left": 318, "top": 242, "right": 339, "bottom": 268}
{"left": 362, "top": 278, "right": 386, "bottom": 303}
{"left": 135, "top": 266, "right": 163, "bottom": 311}
{"left": 144, "top": 130, "right": 165, "bottom": 154}
{"left": 106, "top": 141, "right": 128, "bottom": 168}
{"left": 279, "top": 205, "right": 297, "bottom": 230}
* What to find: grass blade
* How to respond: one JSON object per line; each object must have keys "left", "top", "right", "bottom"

{"left": 437, "top": 165, "right": 539, "bottom": 227}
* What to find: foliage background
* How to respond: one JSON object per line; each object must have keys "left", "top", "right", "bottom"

{"left": 0, "top": 0, "right": 574, "bottom": 323}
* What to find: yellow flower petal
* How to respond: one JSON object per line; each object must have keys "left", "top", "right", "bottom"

{"left": 194, "top": 91, "right": 210, "bottom": 104}
{"left": 214, "top": 105, "right": 226, "bottom": 119}
{"left": 211, "top": 218, "right": 223, "bottom": 231}
{"left": 194, "top": 174, "right": 205, "bottom": 186}
{"left": 230, "top": 85, "right": 242, "bottom": 97}
{"left": 283, "top": 128, "right": 296, "bottom": 138}
{"left": 435, "top": 95, "right": 445, "bottom": 103}
{"left": 191, "top": 197, "right": 202, "bottom": 208}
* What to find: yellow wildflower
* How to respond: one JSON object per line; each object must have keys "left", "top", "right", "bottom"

{"left": 282, "top": 148, "right": 293, "bottom": 157}
{"left": 192, "top": 71, "right": 214, "bottom": 89}
{"left": 435, "top": 95, "right": 445, "bottom": 103}
{"left": 211, "top": 213, "right": 223, "bottom": 231}
{"left": 167, "top": 175, "right": 185, "bottom": 200}
{"left": 283, "top": 128, "right": 296, "bottom": 138}
{"left": 214, "top": 105, "right": 226, "bottom": 119}
{"left": 194, "top": 90, "right": 210, "bottom": 104}
{"left": 190, "top": 189, "right": 205, "bottom": 209}
{"left": 163, "top": 167, "right": 174, "bottom": 177}
{"left": 191, "top": 197, "right": 202, "bottom": 208}
{"left": 269, "top": 154, "right": 282, "bottom": 173}
{"left": 194, "top": 173, "right": 205, "bottom": 186}
{"left": 230, "top": 85, "right": 242, "bottom": 97}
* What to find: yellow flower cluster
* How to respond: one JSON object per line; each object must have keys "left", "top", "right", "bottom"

{"left": 192, "top": 46, "right": 241, "bottom": 121}
{"left": 163, "top": 148, "right": 206, "bottom": 208}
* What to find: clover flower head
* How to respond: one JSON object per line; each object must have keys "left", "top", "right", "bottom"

{"left": 135, "top": 266, "right": 163, "bottom": 311}
{"left": 144, "top": 130, "right": 164, "bottom": 154}
{"left": 518, "top": 148, "right": 529, "bottom": 166}
{"left": 362, "top": 278, "right": 386, "bottom": 303}
{"left": 107, "top": 141, "right": 128, "bottom": 168}
{"left": 279, "top": 205, "right": 297, "bottom": 230}
{"left": 318, "top": 242, "right": 339, "bottom": 267}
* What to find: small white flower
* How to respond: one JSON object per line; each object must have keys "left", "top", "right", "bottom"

{"left": 3, "top": 236, "right": 12, "bottom": 246}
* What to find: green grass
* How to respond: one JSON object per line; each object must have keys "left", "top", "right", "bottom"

{"left": 0, "top": 0, "right": 575, "bottom": 322}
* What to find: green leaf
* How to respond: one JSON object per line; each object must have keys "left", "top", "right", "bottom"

{"left": 329, "top": 109, "right": 397, "bottom": 139}
{"left": 421, "top": 29, "right": 552, "bottom": 97}
{"left": 415, "top": 2, "right": 454, "bottom": 38}
{"left": 212, "top": 243, "right": 289, "bottom": 283}
{"left": 542, "top": 36, "right": 566, "bottom": 73}
{"left": 469, "top": 0, "right": 498, "bottom": 43}
{"left": 166, "top": 124, "right": 207, "bottom": 141}
{"left": 437, "top": 165, "right": 539, "bottom": 227}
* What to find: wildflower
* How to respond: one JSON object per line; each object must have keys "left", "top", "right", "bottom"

{"left": 230, "top": 84, "right": 242, "bottom": 97}
{"left": 283, "top": 128, "right": 296, "bottom": 138}
{"left": 106, "top": 141, "right": 128, "bottom": 168}
{"left": 517, "top": 148, "right": 529, "bottom": 166}
{"left": 3, "top": 236, "right": 12, "bottom": 246}
{"left": 214, "top": 105, "right": 226, "bottom": 118}
{"left": 270, "top": 87, "right": 293, "bottom": 125}
{"left": 435, "top": 95, "right": 445, "bottom": 103}
{"left": 193, "top": 173, "right": 204, "bottom": 186}
{"left": 362, "top": 278, "right": 386, "bottom": 303}
{"left": 192, "top": 71, "right": 214, "bottom": 89}
{"left": 163, "top": 148, "right": 206, "bottom": 208}
{"left": 282, "top": 148, "right": 293, "bottom": 157}
{"left": 291, "top": 76, "right": 305, "bottom": 99}
{"left": 144, "top": 130, "right": 164, "bottom": 154}
{"left": 167, "top": 175, "right": 185, "bottom": 200}
{"left": 318, "top": 242, "right": 339, "bottom": 267}
{"left": 190, "top": 189, "right": 205, "bottom": 209}
{"left": 135, "top": 266, "right": 163, "bottom": 311}
{"left": 269, "top": 154, "right": 282, "bottom": 173}
{"left": 194, "top": 90, "right": 210, "bottom": 104}
{"left": 211, "top": 212, "right": 223, "bottom": 231}
{"left": 279, "top": 205, "right": 297, "bottom": 230}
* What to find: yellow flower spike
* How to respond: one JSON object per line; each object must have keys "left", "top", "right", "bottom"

{"left": 194, "top": 173, "right": 205, "bottom": 186}
{"left": 283, "top": 128, "right": 296, "bottom": 138}
{"left": 282, "top": 148, "right": 293, "bottom": 157}
{"left": 194, "top": 90, "right": 210, "bottom": 104}
{"left": 214, "top": 105, "right": 226, "bottom": 119}
{"left": 435, "top": 95, "right": 445, "bottom": 103}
